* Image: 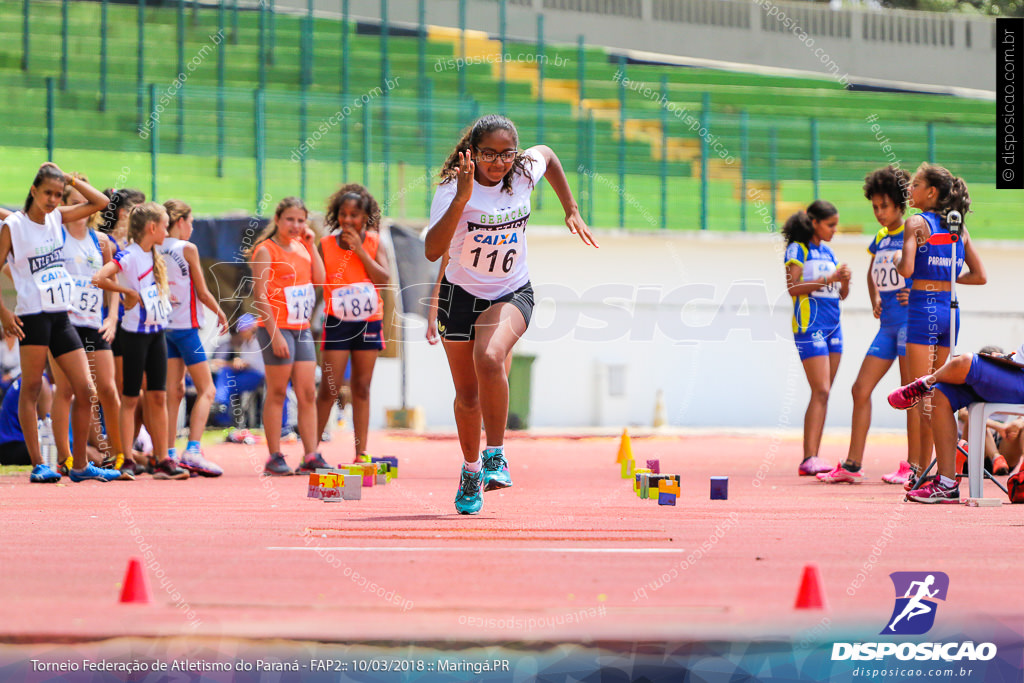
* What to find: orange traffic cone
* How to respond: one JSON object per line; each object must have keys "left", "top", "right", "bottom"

{"left": 119, "top": 557, "right": 152, "bottom": 604}
{"left": 617, "top": 429, "right": 633, "bottom": 464}
{"left": 794, "top": 563, "right": 826, "bottom": 610}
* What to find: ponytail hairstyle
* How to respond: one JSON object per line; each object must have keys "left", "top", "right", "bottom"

{"left": 163, "top": 199, "right": 192, "bottom": 235}
{"left": 915, "top": 163, "right": 971, "bottom": 228}
{"left": 244, "top": 196, "right": 308, "bottom": 258}
{"left": 325, "top": 183, "right": 381, "bottom": 238}
{"left": 127, "top": 202, "right": 170, "bottom": 297}
{"left": 24, "top": 163, "right": 65, "bottom": 213}
{"left": 439, "top": 114, "right": 533, "bottom": 195}
{"left": 782, "top": 200, "right": 838, "bottom": 246}
{"left": 98, "top": 188, "right": 146, "bottom": 234}
{"left": 863, "top": 165, "right": 911, "bottom": 213}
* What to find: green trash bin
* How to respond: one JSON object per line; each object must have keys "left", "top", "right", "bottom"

{"left": 507, "top": 354, "right": 535, "bottom": 430}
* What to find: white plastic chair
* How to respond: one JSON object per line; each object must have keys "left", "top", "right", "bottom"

{"left": 966, "top": 402, "right": 1024, "bottom": 498}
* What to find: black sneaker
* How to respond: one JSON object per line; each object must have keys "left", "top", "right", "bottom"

{"left": 152, "top": 457, "right": 190, "bottom": 480}
{"left": 263, "top": 452, "right": 294, "bottom": 476}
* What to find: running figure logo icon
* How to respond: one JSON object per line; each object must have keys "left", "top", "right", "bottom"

{"left": 881, "top": 572, "right": 949, "bottom": 635}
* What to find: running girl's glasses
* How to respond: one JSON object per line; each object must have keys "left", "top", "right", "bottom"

{"left": 475, "top": 148, "right": 518, "bottom": 163}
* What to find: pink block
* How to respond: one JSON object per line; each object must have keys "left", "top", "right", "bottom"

{"left": 646, "top": 459, "right": 660, "bottom": 474}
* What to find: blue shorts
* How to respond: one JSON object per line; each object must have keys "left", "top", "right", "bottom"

{"left": 165, "top": 328, "right": 208, "bottom": 365}
{"left": 936, "top": 355, "right": 1024, "bottom": 411}
{"left": 866, "top": 324, "right": 907, "bottom": 361}
{"left": 906, "top": 289, "right": 960, "bottom": 348}
{"left": 321, "top": 316, "right": 385, "bottom": 352}
{"left": 794, "top": 327, "right": 843, "bottom": 361}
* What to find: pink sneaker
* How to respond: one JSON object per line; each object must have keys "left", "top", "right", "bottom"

{"left": 798, "top": 456, "right": 832, "bottom": 476}
{"left": 817, "top": 463, "right": 863, "bottom": 484}
{"left": 887, "top": 378, "right": 932, "bottom": 410}
{"left": 905, "top": 479, "right": 959, "bottom": 504}
{"left": 882, "top": 460, "right": 913, "bottom": 485}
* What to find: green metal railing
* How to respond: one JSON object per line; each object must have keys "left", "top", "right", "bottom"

{"left": 2, "top": 0, "right": 1001, "bottom": 232}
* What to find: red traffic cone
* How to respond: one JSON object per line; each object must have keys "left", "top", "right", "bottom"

{"left": 119, "top": 557, "right": 152, "bottom": 604}
{"left": 794, "top": 563, "right": 826, "bottom": 610}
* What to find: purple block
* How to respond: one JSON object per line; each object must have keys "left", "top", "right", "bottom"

{"left": 710, "top": 476, "right": 728, "bottom": 500}
{"left": 646, "top": 459, "right": 660, "bottom": 474}
{"left": 658, "top": 491, "right": 676, "bottom": 506}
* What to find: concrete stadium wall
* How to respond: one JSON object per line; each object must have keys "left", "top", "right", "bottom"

{"left": 272, "top": 0, "right": 997, "bottom": 93}
{"left": 369, "top": 228, "right": 1024, "bottom": 430}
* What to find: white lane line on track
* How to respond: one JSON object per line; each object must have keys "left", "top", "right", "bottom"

{"left": 268, "top": 547, "right": 685, "bottom": 553}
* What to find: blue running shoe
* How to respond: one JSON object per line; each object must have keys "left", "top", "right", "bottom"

{"left": 69, "top": 462, "right": 121, "bottom": 482}
{"left": 263, "top": 452, "right": 294, "bottom": 476}
{"left": 295, "top": 452, "right": 330, "bottom": 474}
{"left": 454, "top": 464, "right": 483, "bottom": 515}
{"left": 482, "top": 448, "right": 513, "bottom": 491}
{"left": 30, "top": 464, "right": 61, "bottom": 483}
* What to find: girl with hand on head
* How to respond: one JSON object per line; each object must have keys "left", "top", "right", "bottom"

{"left": 425, "top": 114, "right": 598, "bottom": 515}
{"left": 249, "top": 197, "right": 326, "bottom": 476}
{"left": 782, "top": 200, "right": 851, "bottom": 478}
{"left": 93, "top": 202, "right": 188, "bottom": 480}
{"left": 0, "top": 163, "right": 119, "bottom": 483}
{"left": 889, "top": 163, "right": 986, "bottom": 503}
{"left": 160, "top": 199, "right": 229, "bottom": 476}
{"left": 820, "top": 166, "right": 920, "bottom": 485}
{"left": 315, "top": 185, "right": 389, "bottom": 466}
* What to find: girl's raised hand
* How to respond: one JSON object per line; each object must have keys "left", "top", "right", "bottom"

{"left": 454, "top": 150, "right": 475, "bottom": 202}
{"left": 340, "top": 225, "right": 362, "bottom": 251}
{"left": 566, "top": 208, "right": 599, "bottom": 248}
{"left": 300, "top": 227, "right": 317, "bottom": 249}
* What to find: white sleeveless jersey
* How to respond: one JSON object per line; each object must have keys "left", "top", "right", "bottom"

{"left": 115, "top": 243, "right": 171, "bottom": 333}
{"left": 3, "top": 210, "right": 74, "bottom": 316}
{"left": 63, "top": 229, "right": 106, "bottom": 329}
{"left": 158, "top": 237, "right": 203, "bottom": 330}
{"left": 429, "top": 146, "right": 547, "bottom": 299}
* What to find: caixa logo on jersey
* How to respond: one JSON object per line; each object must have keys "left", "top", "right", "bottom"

{"left": 832, "top": 572, "right": 997, "bottom": 662}
{"left": 882, "top": 571, "right": 949, "bottom": 635}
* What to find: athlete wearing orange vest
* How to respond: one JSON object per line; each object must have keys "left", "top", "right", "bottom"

{"left": 315, "top": 185, "right": 390, "bottom": 463}
{"left": 250, "top": 197, "right": 327, "bottom": 477}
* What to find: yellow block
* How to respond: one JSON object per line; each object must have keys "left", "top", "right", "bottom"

{"left": 658, "top": 479, "right": 680, "bottom": 496}
{"left": 620, "top": 459, "right": 634, "bottom": 479}
{"left": 386, "top": 407, "right": 426, "bottom": 431}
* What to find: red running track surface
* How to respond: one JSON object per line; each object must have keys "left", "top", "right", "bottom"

{"left": 0, "top": 431, "right": 1020, "bottom": 644}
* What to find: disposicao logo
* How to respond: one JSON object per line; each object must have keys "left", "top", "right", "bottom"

{"left": 831, "top": 571, "right": 998, "bottom": 662}
{"left": 882, "top": 571, "right": 948, "bottom": 636}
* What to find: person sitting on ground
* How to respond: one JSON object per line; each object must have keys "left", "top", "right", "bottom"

{"left": 889, "top": 341, "right": 1024, "bottom": 503}
{"left": 210, "top": 313, "right": 265, "bottom": 426}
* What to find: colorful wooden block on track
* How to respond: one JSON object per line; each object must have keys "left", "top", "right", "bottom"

{"left": 658, "top": 491, "right": 676, "bottom": 506}
{"left": 710, "top": 476, "right": 729, "bottom": 500}
{"left": 646, "top": 459, "right": 660, "bottom": 474}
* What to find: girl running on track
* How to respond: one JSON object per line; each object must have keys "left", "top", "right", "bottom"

{"left": 160, "top": 199, "right": 229, "bottom": 476}
{"left": 315, "top": 185, "right": 389, "bottom": 464}
{"left": 890, "top": 164, "right": 986, "bottom": 502}
{"left": 819, "top": 167, "right": 920, "bottom": 485}
{"left": 93, "top": 202, "right": 188, "bottom": 480}
{"left": 782, "top": 200, "right": 851, "bottom": 477}
{"left": 49, "top": 172, "right": 131, "bottom": 479}
{"left": 0, "top": 163, "right": 119, "bottom": 483}
{"left": 425, "top": 114, "right": 598, "bottom": 515}
{"left": 249, "top": 197, "right": 326, "bottom": 476}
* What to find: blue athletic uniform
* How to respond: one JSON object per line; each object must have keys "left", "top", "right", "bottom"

{"left": 906, "top": 212, "right": 964, "bottom": 348}
{"left": 785, "top": 240, "right": 842, "bottom": 361}
{"left": 866, "top": 224, "right": 911, "bottom": 360}
{"left": 936, "top": 355, "right": 1024, "bottom": 411}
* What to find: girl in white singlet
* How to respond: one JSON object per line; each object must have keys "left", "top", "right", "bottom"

{"left": 424, "top": 114, "right": 598, "bottom": 515}
{"left": 0, "top": 163, "right": 118, "bottom": 483}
